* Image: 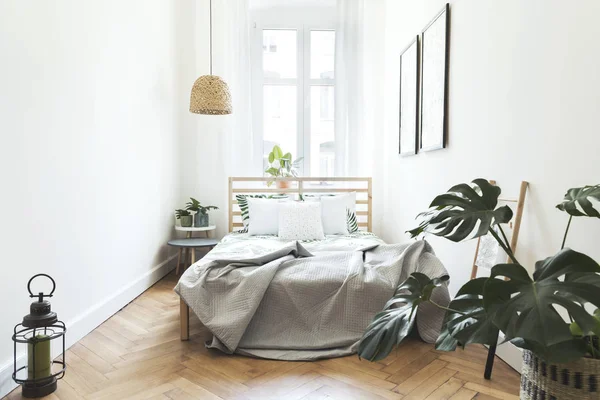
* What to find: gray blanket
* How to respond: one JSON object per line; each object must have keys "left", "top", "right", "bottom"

{"left": 174, "top": 240, "right": 449, "bottom": 360}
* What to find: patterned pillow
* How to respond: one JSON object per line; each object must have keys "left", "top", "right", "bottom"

{"left": 236, "top": 194, "right": 288, "bottom": 233}
{"left": 278, "top": 202, "right": 325, "bottom": 240}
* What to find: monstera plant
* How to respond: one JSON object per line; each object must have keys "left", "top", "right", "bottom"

{"left": 359, "top": 180, "right": 600, "bottom": 372}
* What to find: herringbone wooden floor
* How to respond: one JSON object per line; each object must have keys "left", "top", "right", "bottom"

{"left": 7, "top": 272, "right": 521, "bottom": 400}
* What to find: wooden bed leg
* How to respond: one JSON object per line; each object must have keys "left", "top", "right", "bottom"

{"left": 180, "top": 298, "right": 189, "bottom": 341}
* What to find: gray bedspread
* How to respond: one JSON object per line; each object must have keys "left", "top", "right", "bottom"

{"left": 174, "top": 239, "right": 449, "bottom": 360}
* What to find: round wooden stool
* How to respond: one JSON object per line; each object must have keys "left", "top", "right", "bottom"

{"left": 167, "top": 238, "right": 218, "bottom": 275}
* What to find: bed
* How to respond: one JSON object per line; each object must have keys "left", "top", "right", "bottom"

{"left": 175, "top": 177, "right": 448, "bottom": 360}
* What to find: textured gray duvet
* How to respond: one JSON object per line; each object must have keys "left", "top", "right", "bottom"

{"left": 174, "top": 238, "right": 449, "bottom": 360}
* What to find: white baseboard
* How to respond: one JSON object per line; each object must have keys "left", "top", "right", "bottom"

{"left": 0, "top": 254, "right": 177, "bottom": 398}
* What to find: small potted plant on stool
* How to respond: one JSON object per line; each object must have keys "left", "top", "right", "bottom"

{"left": 175, "top": 209, "right": 193, "bottom": 227}
{"left": 186, "top": 198, "right": 219, "bottom": 227}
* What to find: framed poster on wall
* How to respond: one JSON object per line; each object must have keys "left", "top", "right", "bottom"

{"left": 399, "top": 36, "right": 420, "bottom": 156}
{"left": 420, "top": 3, "right": 450, "bottom": 152}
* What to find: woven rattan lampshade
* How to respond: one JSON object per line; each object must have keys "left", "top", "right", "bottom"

{"left": 189, "top": 0, "right": 232, "bottom": 115}
{"left": 189, "top": 75, "right": 232, "bottom": 115}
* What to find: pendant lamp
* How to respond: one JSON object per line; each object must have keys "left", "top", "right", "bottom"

{"left": 189, "top": 0, "right": 232, "bottom": 115}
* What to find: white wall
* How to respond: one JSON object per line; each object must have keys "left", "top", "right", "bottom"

{"left": 380, "top": 0, "right": 600, "bottom": 295}
{"left": 0, "top": 0, "right": 195, "bottom": 396}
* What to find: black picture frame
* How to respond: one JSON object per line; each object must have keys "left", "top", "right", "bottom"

{"left": 420, "top": 3, "right": 450, "bottom": 152}
{"left": 399, "top": 35, "right": 420, "bottom": 156}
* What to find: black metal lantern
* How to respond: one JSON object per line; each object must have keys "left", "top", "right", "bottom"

{"left": 12, "top": 274, "right": 66, "bottom": 398}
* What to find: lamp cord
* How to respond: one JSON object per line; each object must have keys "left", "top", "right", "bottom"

{"left": 209, "top": 0, "right": 213, "bottom": 75}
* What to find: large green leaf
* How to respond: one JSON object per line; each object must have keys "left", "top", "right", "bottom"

{"left": 485, "top": 250, "right": 600, "bottom": 361}
{"left": 185, "top": 197, "right": 201, "bottom": 211}
{"left": 407, "top": 179, "right": 513, "bottom": 242}
{"left": 272, "top": 145, "right": 283, "bottom": 160}
{"left": 265, "top": 167, "right": 279, "bottom": 177}
{"left": 436, "top": 278, "right": 500, "bottom": 351}
{"left": 358, "top": 273, "right": 448, "bottom": 361}
{"left": 556, "top": 185, "right": 600, "bottom": 218}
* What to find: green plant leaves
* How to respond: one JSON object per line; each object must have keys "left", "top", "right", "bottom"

{"left": 511, "top": 338, "right": 588, "bottom": 364}
{"left": 175, "top": 209, "right": 190, "bottom": 218}
{"left": 556, "top": 185, "right": 600, "bottom": 218}
{"left": 436, "top": 278, "right": 500, "bottom": 351}
{"left": 358, "top": 273, "right": 448, "bottom": 361}
{"left": 407, "top": 179, "right": 513, "bottom": 242}
{"left": 437, "top": 250, "right": 600, "bottom": 363}
{"left": 197, "top": 205, "right": 219, "bottom": 215}
{"left": 265, "top": 146, "right": 301, "bottom": 178}
{"left": 484, "top": 250, "right": 600, "bottom": 361}
{"left": 371, "top": 179, "right": 600, "bottom": 364}
{"left": 272, "top": 145, "right": 283, "bottom": 160}
{"left": 265, "top": 167, "right": 279, "bottom": 177}
{"left": 185, "top": 197, "right": 201, "bottom": 212}
{"left": 183, "top": 198, "right": 217, "bottom": 215}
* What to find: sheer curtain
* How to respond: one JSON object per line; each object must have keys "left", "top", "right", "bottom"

{"left": 189, "top": 0, "right": 256, "bottom": 238}
{"left": 192, "top": 0, "right": 255, "bottom": 179}
{"left": 334, "top": 0, "right": 385, "bottom": 177}
{"left": 220, "top": 0, "right": 258, "bottom": 177}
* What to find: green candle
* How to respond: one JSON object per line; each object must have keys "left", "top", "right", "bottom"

{"left": 27, "top": 334, "right": 51, "bottom": 380}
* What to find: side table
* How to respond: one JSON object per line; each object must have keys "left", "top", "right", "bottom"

{"left": 167, "top": 238, "right": 218, "bottom": 275}
{"left": 171, "top": 225, "right": 217, "bottom": 274}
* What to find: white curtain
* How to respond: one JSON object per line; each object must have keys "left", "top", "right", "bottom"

{"left": 334, "top": 0, "right": 385, "bottom": 177}
{"left": 190, "top": 0, "right": 255, "bottom": 238}
{"left": 218, "top": 0, "right": 258, "bottom": 177}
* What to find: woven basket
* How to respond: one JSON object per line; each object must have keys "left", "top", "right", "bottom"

{"left": 521, "top": 350, "right": 600, "bottom": 399}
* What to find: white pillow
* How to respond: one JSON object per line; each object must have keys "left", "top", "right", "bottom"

{"left": 319, "top": 193, "right": 356, "bottom": 235}
{"left": 247, "top": 198, "right": 280, "bottom": 235}
{"left": 278, "top": 202, "right": 325, "bottom": 240}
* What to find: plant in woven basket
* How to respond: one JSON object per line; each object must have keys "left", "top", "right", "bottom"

{"left": 359, "top": 180, "right": 600, "bottom": 366}
{"left": 264, "top": 145, "right": 303, "bottom": 187}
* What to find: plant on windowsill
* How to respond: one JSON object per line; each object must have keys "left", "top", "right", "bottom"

{"left": 185, "top": 197, "right": 219, "bottom": 228}
{"left": 358, "top": 179, "right": 600, "bottom": 400}
{"left": 264, "top": 145, "right": 303, "bottom": 189}
{"left": 175, "top": 209, "right": 193, "bottom": 227}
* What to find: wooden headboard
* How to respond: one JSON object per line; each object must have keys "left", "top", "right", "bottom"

{"left": 228, "top": 177, "right": 373, "bottom": 232}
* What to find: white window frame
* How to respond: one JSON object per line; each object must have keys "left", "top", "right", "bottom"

{"left": 251, "top": 12, "right": 335, "bottom": 177}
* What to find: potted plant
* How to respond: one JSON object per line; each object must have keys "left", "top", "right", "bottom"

{"left": 264, "top": 145, "right": 303, "bottom": 189}
{"left": 175, "top": 209, "right": 193, "bottom": 227}
{"left": 186, "top": 197, "right": 218, "bottom": 227}
{"left": 358, "top": 179, "right": 600, "bottom": 400}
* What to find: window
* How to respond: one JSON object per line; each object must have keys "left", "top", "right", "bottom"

{"left": 253, "top": 24, "right": 335, "bottom": 177}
